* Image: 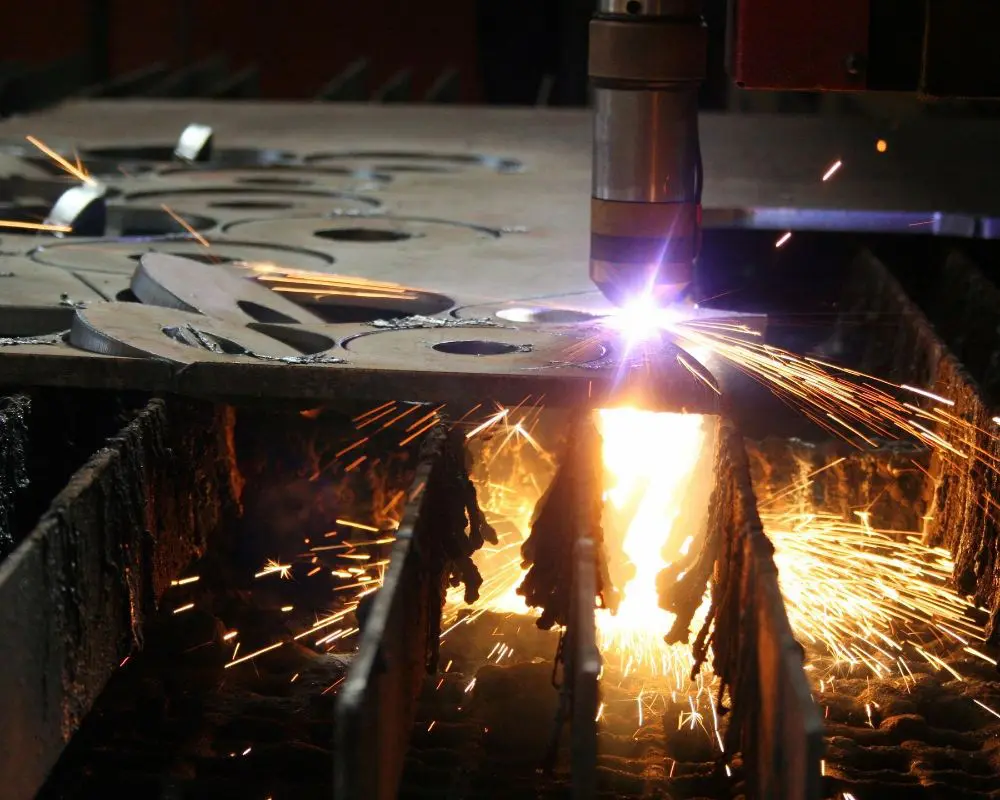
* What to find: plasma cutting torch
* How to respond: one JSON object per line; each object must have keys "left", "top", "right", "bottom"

{"left": 587, "top": 0, "right": 1000, "bottom": 308}
{"left": 589, "top": 0, "right": 705, "bottom": 308}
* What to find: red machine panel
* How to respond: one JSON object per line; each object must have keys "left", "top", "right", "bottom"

{"left": 108, "top": 0, "right": 480, "bottom": 100}
{"left": 730, "top": 0, "right": 870, "bottom": 91}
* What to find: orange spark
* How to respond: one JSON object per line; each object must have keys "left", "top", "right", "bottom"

{"left": 0, "top": 219, "right": 71, "bottom": 233}
{"left": 26, "top": 135, "right": 97, "bottom": 185}
{"left": 160, "top": 204, "right": 211, "bottom": 248}
{"left": 224, "top": 641, "right": 284, "bottom": 668}
{"left": 822, "top": 160, "right": 843, "bottom": 181}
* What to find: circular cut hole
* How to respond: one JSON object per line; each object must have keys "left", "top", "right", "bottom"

{"left": 108, "top": 207, "right": 216, "bottom": 238}
{"left": 115, "top": 289, "right": 140, "bottom": 302}
{"left": 21, "top": 155, "right": 152, "bottom": 180}
{"left": 0, "top": 204, "right": 212, "bottom": 238}
{"left": 432, "top": 340, "right": 519, "bottom": 356}
{"left": 315, "top": 228, "right": 412, "bottom": 243}
{"left": 626, "top": 0, "right": 642, "bottom": 12}
{"left": 169, "top": 251, "right": 238, "bottom": 264}
{"left": 496, "top": 307, "right": 600, "bottom": 324}
{"left": 208, "top": 200, "right": 296, "bottom": 210}
{"left": 236, "top": 300, "right": 298, "bottom": 325}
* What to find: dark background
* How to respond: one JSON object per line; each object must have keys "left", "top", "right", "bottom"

{"left": 0, "top": 0, "right": 738, "bottom": 113}
{"left": 2, "top": 1, "right": 996, "bottom": 116}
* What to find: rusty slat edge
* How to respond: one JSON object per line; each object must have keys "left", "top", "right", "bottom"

{"left": 334, "top": 438, "right": 442, "bottom": 800}
{"left": 845, "top": 250, "right": 1000, "bottom": 635}
{"left": 0, "top": 394, "right": 29, "bottom": 558}
{"left": 0, "top": 397, "right": 240, "bottom": 800}
{"left": 714, "top": 421, "right": 823, "bottom": 800}
{"left": 571, "top": 537, "right": 600, "bottom": 800}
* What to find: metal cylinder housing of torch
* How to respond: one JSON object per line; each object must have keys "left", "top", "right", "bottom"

{"left": 589, "top": 0, "right": 706, "bottom": 306}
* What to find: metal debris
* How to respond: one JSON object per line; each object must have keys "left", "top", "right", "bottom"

{"left": 368, "top": 315, "right": 505, "bottom": 330}
{"left": 162, "top": 324, "right": 224, "bottom": 352}
{"left": 161, "top": 323, "right": 345, "bottom": 364}
{"left": 265, "top": 352, "right": 346, "bottom": 365}
{"left": 420, "top": 426, "right": 495, "bottom": 669}
{"left": 518, "top": 411, "right": 618, "bottom": 629}
{"left": 0, "top": 394, "right": 29, "bottom": 559}
{"left": 59, "top": 293, "right": 85, "bottom": 309}
{"left": 174, "top": 123, "right": 214, "bottom": 162}
{"left": 0, "top": 332, "right": 66, "bottom": 347}
{"left": 46, "top": 183, "right": 107, "bottom": 237}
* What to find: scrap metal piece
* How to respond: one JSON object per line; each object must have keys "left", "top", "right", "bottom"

{"left": 0, "top": 333, "right": 65, "bottom": 347}
{"left": 174, "top": 122, "right": 214, "bottom": 162}
{"left": 45, "top": 183, "right": 107, "bottom": 237}
{"left": 368, "top": 315, "right": 503, "bottom": 330}
{"left": 518, "top": 412, "right": 618, "bottom": 629}
{"left": 133, "top": 253, "right": 326, "bottom": 325}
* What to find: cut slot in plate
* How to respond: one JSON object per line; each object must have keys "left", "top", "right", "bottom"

{"left": 29, "top": 238, "right": 336, "bottom": 275}
{"left": 244, "top": 264, "right": 454, "bottom": 322}
{"left": 82, "top": 145, "right": 297, "bottom": 167}
{"left": 305, "top": 151, "right": 522, "bottom": 174}
{"left": 0, "top": 204, "right": 216, "bottom": 238}
{"left": 154, "top": 165, "right": 390, "bottom": 184}
{"left": 221, "top": 216, "right": 502, "bottom": 290}
{"left": 122, "top": 186, "right": 382, "bottom": 217}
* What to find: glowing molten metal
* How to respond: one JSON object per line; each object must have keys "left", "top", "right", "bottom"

{"left": 596, "top": 408, "right": 709, "bottom": 679}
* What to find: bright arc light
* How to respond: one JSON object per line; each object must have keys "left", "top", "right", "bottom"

{"left": 595, "top": 408, "right": 708, "bottom": 676}
{"left": 604, "top": 296, "right": 683, "bottom": 348}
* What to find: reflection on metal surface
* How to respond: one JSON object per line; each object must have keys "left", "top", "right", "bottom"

{"left": 495, "top": 307, "right": 602, "bottom": 324}
{"left": 242, "top": 263, "right": 454, "bottom": 321}
{"left": 131, "top": 253, "right": 325, "bottom": 324}
{"left": 704, "top": 207, "right": 1000, "bottom": 238}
